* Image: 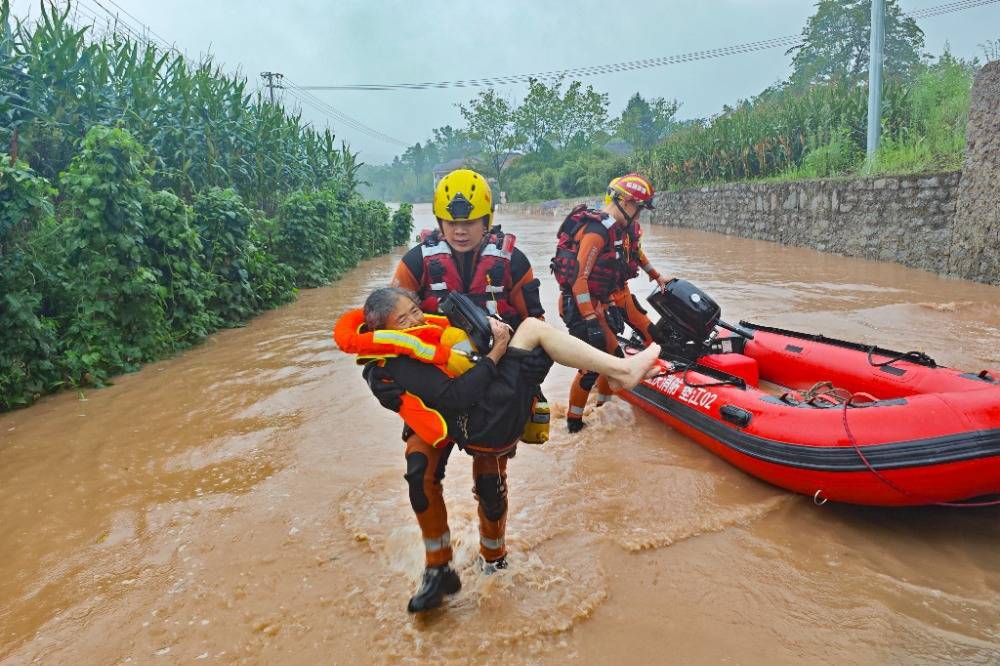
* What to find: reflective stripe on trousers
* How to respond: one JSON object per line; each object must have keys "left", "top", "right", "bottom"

{"left": 423, "top": 531, "right": 451, "bottom": 553}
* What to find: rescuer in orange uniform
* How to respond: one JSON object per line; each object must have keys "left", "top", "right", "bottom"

{"left": 552, "top": 173, "right": 671, "bottom": 432}
{"left": 363, "top": 169, "right": 546, "bottom": 611}
{"left": 336, "top": 287, "right": 660, "bottom": 613}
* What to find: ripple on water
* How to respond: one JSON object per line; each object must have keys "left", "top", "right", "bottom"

{"left": 333, "top": 397, "right": 791, "bottom": 660}
{"left": 338, "top": 476, "right": 607, "bottom": 660}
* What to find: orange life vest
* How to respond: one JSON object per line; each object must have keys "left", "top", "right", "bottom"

{"left": 333, "top": 309, "right": 477, "bottom": 448}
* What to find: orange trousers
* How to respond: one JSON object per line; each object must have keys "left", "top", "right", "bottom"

{"left": 593, "top": 287, "right": 655, "bottom": 402}
{"left": 404, "top": 433, "right": 509, "bottom": 567}
{"left": 562, "top": 286, "right": 655, "bottom": 419}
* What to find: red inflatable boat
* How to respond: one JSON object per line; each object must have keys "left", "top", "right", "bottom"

{"left": 617, "top": 282, "right": 1000, "bottom": 507}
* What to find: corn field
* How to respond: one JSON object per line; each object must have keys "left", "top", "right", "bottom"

{"left": 0, "top": 1, "right": 360, "bottom": 211}
{"left": 0, "top": 1, "right": 413, "bottom": 410}
{"left": 635, "top": 58, "right": 973, "bottom": 190}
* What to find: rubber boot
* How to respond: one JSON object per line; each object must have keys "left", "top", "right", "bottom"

{"left": 407, "top": 564, "right": 462, "bottom": 613}
{"left": 481, "top": 556, "right": 508, "bottom": 575}
{"left": 567, "top": 417, "right": 586, "bottom": 433}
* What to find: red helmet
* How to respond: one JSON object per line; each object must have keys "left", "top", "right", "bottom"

{"left": 606, "top": 173, "right": 655, "bottom": 209}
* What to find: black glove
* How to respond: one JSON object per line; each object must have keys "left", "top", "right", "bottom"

{"left": 362, "top": 363, "right": 404, "bottom": 412}
{"left": 605, "top": 305, "right": 626, "bottom": 335}
{"left": 520, "top": 347, "right": 554, "bottom": 385}
{"left": 584, "top": 318, "right": 606, "bottom": 349}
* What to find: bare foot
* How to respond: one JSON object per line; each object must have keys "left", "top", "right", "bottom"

{"left": 608, "top": 343, "right": 662, "bottom": 391}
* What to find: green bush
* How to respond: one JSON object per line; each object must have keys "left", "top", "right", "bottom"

{"left": 57, "top": 126, "right": 169, "bottom": 384}
{"left": 869, "top": 54, "right": 973, "bottom": 174}
{"left": 275, "top": 189, "right": 340, "bottom": 287}
{"left": 0, "top": 161, "right": 61, "bottom": 408}
{"left": 245, "top": 211, "right": 296, "bottom": 311}
{"left": 143, "top": 189, "right": 219, "bottom": 345}
{"left": 799, "top": 128, "right": 864, "bottom": 177}
{"left": 392, "top": 203, "right": 414, "bottom": 246}
{"left": 0, "top": 4, "right": 400, "bottom": 411}
{"left": 193, "top": 187, "right": 294, "bottom": 324}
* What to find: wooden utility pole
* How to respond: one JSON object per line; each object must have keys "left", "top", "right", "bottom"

{"left": 260, "top": 71, "right": 284, "bottom": 105}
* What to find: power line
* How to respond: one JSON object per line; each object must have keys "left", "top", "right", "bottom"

{"left": 298, "top": 36, "right": 803, "bottom": 92}
{"left": 61, "top": 1, "right": 409, "bottom": 147}
{"left": 101, "top": 0, "right": 176, "bottom": 50}
{"left": 296, "top": 0, "right": 1000, "bottom": 92}
{"left": 281, "top": 79, "right": 409, "bottom": 147}
{"left": 908, "top": 0, "right": 1000, "bottom": 18}
{"left": 285, "top": 81, "right": 408, "bottom": 144}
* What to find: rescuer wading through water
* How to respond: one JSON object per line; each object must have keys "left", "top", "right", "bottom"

{"left": 337, "top": 169, "right": 653, "bottom": 612}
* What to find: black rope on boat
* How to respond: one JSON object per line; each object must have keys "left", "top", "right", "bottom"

{"left": 741, "top": 321, "right": 939, "bottom": 369}
{"left": 680, "top": 365, "right": 745, "bottom": 389}
{"left": 780, "top": 381, "right": 859, "bottom": 407}
{"left": 840, "top": 395, "right": 1000, "bottom": 508}
{"left": 866, "top": 347, "right": 938, "bottom": 369}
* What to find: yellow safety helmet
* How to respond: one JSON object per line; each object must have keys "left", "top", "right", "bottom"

{"left": 604, "top": 173, "right": 656, "bottom": 209}
{"left": 433, "top": 169, "right": 494, "bottom": 229}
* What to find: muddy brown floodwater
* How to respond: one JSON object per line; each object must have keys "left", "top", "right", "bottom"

{"left": 2, "top": 203, "right": 999, "bottom": 664}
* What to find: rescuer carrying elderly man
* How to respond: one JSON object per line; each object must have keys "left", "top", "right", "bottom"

{"left": 552, "top": 172, "right": 673, "bottom": 433}
{"left": 359, "top": 168, "right": 550, "bottom": 612}
{"left": 335, "top": 286, "right": 661, "bottom": 611}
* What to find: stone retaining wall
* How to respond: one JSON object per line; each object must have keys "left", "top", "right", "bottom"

{"left": 644, "top": 173, "right": 962, "bottom": 276}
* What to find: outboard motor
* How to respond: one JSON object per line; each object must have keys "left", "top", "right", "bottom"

{"left": 647, "top": 280, "right": 753, "bottom": 361}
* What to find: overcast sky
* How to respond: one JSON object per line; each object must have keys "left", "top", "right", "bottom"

{"left": 8, "top": 0, "right": 1000, "bottom": 164}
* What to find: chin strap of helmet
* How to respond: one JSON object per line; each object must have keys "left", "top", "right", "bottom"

{"left": 612, "top": 194, "right": 638, "bottom": 225}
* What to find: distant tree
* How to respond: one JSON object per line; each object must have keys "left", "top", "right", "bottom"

{"left": 430, "top": 125, "right": 480, "bottom": 163}
{"left": 788, "top": 0, "right": 925, "bottom": 87}
{"left": 515, "top": 77, "right": 563, "bottom": 151}
{"left": 552, "top": 81, "right": 609, "bottom": 149}
{"left": 615, "top": 93, "right": 681, "bottom": 150}
{"left": 513, "top": 77, "right": 609, "bottom": 151}
{"left": 401, "top": 142, "right": 429, "bottom": 175}
{"left": 458, "top": 89, "right": 523, "bottom": 193}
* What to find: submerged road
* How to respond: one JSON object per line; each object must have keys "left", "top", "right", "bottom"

{"left": 1, "top": 204, "right": 998, "bottom": 663}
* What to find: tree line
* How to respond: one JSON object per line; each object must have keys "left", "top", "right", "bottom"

{"left": 0, "top": 2, "right": 414, "bottom": 410}
{"left": 362, "top": 0, "right": 993, "bottom": 203}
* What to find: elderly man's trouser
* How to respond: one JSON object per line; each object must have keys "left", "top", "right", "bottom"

{"left": 404, "top": 433, "right": 509, "bottom": 567}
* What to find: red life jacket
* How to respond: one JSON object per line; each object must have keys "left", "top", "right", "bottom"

{"left": 417, "top": 227, "right": 519, "bottom": 322}
{"left": 550, "top": 204, "right": 624, "bottom": 302}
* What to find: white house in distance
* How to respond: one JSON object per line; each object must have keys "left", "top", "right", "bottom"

{"left": 431, "top": 158, "right": 467, "bottom": 187}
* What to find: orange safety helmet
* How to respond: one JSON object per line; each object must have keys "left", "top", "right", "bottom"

{"left": 605, "top": 173, "right": 656, "bottom": 210}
